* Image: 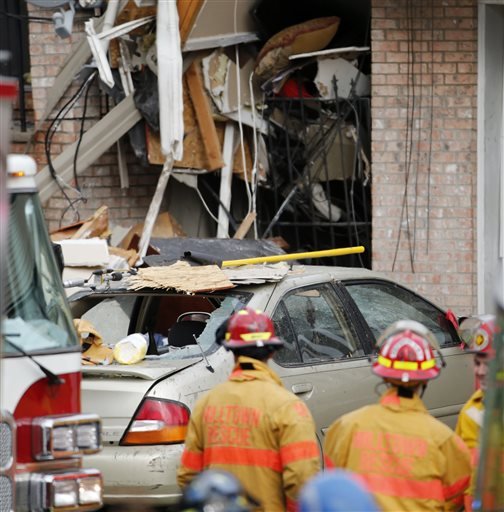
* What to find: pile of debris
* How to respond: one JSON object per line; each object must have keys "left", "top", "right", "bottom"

{"left": 41, "top": 0, "right": 371, "bottom": 268}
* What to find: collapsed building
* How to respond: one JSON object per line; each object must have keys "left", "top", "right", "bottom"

{"left": 3, "top": 0, "right": 503, "bottom": 315}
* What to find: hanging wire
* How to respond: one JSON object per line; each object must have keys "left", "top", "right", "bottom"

{"left": 249, "top": 70, "right": 260, "bottom": 239}
{"left": 233, "top": 0, "right": 253, "bottom": 220}
{"left": 0, "top": 11, "right": 54, "bottom": 23}
{"left": 425, "top": 0, "right": 435, "bottom": 254}
{"left": 341, "top": 97, "right": 366, "bottom": 268}
{"left": 73, "top": 73, "right": 96, "bottom": 192}
{"left": 412, "top": 0, "right": 423, "bottom": 260}
{"left": 194, "top": 181, "right": 221, "bottom": 225}
{"left": 392, "top": 0, "right": 416, "bottom": 272}
{"left": 44, "top": 72, "right": 96, "bottom": 225}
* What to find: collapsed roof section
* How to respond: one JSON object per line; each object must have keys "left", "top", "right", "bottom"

{"left": 37, "top": 0, "right": 372, "bottom": 268}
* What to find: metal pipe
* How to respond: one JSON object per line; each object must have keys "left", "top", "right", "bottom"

{"left": 222, "top": 246, "right": 365, "bottom": 267}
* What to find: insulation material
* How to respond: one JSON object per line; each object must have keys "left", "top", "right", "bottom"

{"left": 57, "top": 239, "right": 110, "bottom": 267}
{"left": 127, "top": 261, "right": 234, "bottom": 293}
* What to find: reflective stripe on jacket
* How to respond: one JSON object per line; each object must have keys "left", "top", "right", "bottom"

{"left": 456, "top": 389, "right": 484, "bottom": 507}
{"left": 177, "top": 356, "right": 321, "bottom": 511}
{"left": 324, "top": 387, "right": 471, "bottom": 512}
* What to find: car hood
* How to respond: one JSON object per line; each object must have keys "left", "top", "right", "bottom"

{"left": 81, "top": 356, "right": 202, "bottom": 380}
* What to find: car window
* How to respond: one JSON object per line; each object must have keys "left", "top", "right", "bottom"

{"left": 272, "top": 302, "right": 302, "bottom": 364}
{"left": 344, "top": 281, "right": 458, "bottom": 348}
{"left": 81, "top": 296, "right": 135, "bottom": 344}
{"left": 273, "top": 284, "right": 363, "bottom": 366}
{"left": 75, "top": 292, "right": 250, "bottom": 360}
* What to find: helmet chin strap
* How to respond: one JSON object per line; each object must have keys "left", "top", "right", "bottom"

{"left": 383, "top": 379, "right": 428, "bottom": 398}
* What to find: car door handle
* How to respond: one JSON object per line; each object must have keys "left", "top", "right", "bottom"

{"left": 292, "top": 383, "right": 313, "bottom": 395}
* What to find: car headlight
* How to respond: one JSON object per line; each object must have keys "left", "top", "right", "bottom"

{"left": 33, "top": 414, "right": 101, "bottom": 461}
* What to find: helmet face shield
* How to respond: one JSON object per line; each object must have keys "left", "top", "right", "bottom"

{"left": 458, "top": 314, "right": 496, "bottom": 357}
{"left": 373, "top": 320, "right": 441, "bottom": 383}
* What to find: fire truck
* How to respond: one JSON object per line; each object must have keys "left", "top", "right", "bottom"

{"left": 0, "top": 77, "right": 103, "bottom": 511}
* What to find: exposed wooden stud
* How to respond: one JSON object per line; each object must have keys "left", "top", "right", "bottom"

{"left": 177, "top": 0, "right": 205, "bottom": 45}
{"left": 137, "top": 155, "right": 174, "bottom": 260}
{"left": 233, "top": 212, "right": 257, "bottom": 240}
{"left": 71, "top": 205, "right": 109, "bottom": 240}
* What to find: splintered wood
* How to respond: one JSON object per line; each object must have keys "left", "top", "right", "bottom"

{"left": 127, "top": 261, "right": 234, "bottom": 293}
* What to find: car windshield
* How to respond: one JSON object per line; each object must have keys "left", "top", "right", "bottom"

{"left": 73, "top": 291, "right": 250, "bottom": 361}
{"left": 2, "top": 193, "right": 77, "bottom": 354}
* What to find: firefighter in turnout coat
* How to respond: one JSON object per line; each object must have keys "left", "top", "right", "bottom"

{"left": 324, "top": 320, "right": 471, "bottom": 511}
{"left": 177, "top": 308, "right": 321, "bottom": 511}
{"left": 455, "top": 315, "right": 497, "bottom": 511}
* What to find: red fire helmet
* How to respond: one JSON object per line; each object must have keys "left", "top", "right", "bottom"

{"left": 373, "top": 320, "right": 441, "bottom": 383}
{"left": 223, "top": 308, "right": 284, "bottom": 349}
{"left": 458, "top": 314, "right": 496, "bottom": 358}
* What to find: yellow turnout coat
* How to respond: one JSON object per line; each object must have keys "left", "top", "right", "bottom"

{"left": 177, "top": 356, "right": 321, "bottom": 511}
{"left": 324, "top": 387, "right": 471, "bottom": 511}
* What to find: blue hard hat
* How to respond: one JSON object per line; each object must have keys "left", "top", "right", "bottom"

{"left": 299, "top": 470, "right": 380, "bottom": 512}
{"left": 180, "top": 469, "right": 256, "bottom": 512}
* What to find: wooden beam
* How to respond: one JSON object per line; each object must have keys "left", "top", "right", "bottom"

{"left": 185, "top": 59, "right": 224, "bottom": 170}
{"left": 71, "top": 205, "right": 109, "bottom": 240}
{"left": 177, "top": 0, "right": 205, "bottom": 45}
{"left": 233, "top": 212, "right": 257, "bottom": 240}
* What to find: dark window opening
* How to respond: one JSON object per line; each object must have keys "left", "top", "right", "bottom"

{"left": 0, "top": 0, "right": 32, "bottom": 133}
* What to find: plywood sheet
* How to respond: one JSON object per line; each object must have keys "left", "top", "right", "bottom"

{"left": 147, "top": 78, "right": 226, "bottom": 170}
{"left": 186, "top": 59, "right": 224, "bottom": 170}
{"left": 127, "top": 260, "right": 234, "bottom": 293}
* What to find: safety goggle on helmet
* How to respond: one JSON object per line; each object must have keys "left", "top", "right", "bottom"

{"left": 373, "top": 320, "right": 441, "bottom": 383}
{"left": 458, "top": 314, "right": 496, "bottom": 357}
{"left": 222, "top": 307, "right": 284, "bottom": 349}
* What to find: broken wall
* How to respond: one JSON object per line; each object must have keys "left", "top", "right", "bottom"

{"left": 19, "top": 0, "right": 480, "bottom": 315}
{"left": 23, "top": 3, "right": 213, "bottom": 237}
